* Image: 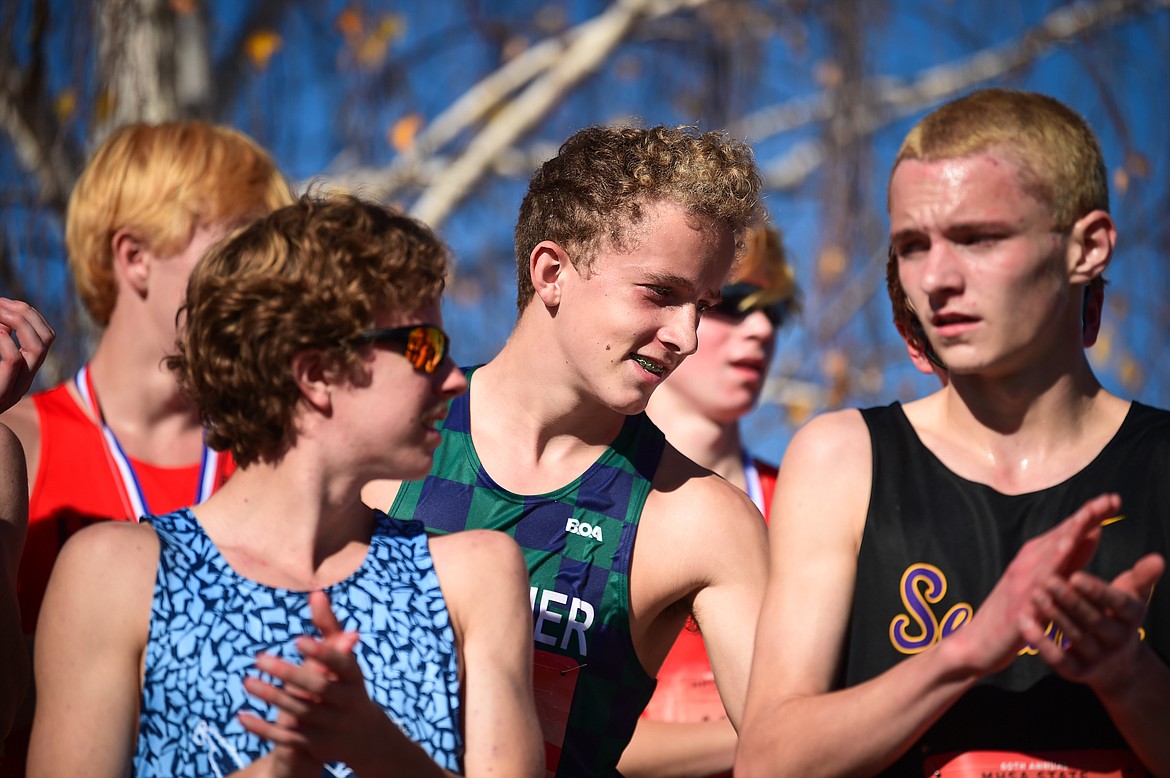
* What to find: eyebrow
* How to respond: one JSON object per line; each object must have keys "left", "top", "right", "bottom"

{"left": 890, "top": 219, "right": 1019, "bottom": 244}
{"left": 640, "top": 270, "right": 721, "bottom": 301}
{"left": 945, "top": 220, "right": 1017, "bottom": 234}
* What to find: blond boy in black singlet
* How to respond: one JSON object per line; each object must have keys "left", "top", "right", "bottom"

{"left": 737, "top": 89, "right": 1170, "bottom": 777}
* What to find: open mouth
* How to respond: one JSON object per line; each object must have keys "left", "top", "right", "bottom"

{"left": 931, "top": 312, "right": 977, "bottom": 326}
{"left": 631, "top": 354, "right": 665, "bottom": 376}
{"left": 423, "top": 409, "right": 448, "bottom": 431}
{"left": 731, "top": 356, "right": 766, "bottom": 372}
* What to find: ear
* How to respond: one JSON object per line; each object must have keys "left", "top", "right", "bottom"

{"left": 1066, "top": 209, "right": 1116, "bottom": 285}
{"left": 903, "top": 338, "right": 938, "bottom": 377}
{"left": 111, "top": 229, "right": 151, "bottom": 296}
{"left": 897, "top": 318, "right": 945, "bottom": 377}
{"left": 530, "top": 241, "right": 570, "bottom": 308}
{"left": 291, "top": 350, "right": 334, "bottom": 415}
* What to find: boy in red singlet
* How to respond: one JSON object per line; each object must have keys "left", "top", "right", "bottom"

{"left": 0, "top": 121, "right": 290, "bottom": 771}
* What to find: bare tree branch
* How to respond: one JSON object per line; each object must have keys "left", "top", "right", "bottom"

{"left": 315, "top": 0, "right": 712, "bottom": 226}
{"left": 745, "top": 0, "right": 1170, "bottom": 418}
{"left": 0, "top": 84, "right": 76, "bottom": 215}
{"left": 0, "top": 0, "right": 80, "bottom": 214}
{"left": 98, "top": 0, "right": 181, "bottom": 135}
{"left": 751, "top": 0, "right": 1170, "bottom": 190}
{"left": 317, "top": 0, "right": 1169, "bottom": 230}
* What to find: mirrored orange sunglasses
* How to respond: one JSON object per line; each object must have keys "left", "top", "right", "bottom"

{"left": 350, "top": 324, "right": 450, "bottom": 374}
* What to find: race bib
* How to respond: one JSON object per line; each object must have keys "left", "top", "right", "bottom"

{"left": 532, "top": 650, "right": 584, "bottom": 778}
{"left": 924, "top": 749, "right": 1146, "bottom": 778}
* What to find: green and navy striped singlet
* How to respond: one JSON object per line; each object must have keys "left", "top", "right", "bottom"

{"left": 389, "top": 368, "right": 665, "bottom": 777}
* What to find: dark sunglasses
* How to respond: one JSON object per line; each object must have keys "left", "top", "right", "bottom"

{"left": 709, "top": 283, "right": 791, "bottom": 327}
{"left": 349, "top": 324, "right": 450, "bottom": 374}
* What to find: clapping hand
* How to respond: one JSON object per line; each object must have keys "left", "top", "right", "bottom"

{"left": 0, "top": 298, "right": 54, "bottom": 414}
{"left": 240, "top": 591, "right": 384, "bottom": 773}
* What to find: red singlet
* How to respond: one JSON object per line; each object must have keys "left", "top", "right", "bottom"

{"left": 641, "top": 456, "right": 775, "bottom": 729}
{"left": 17, "top": 383, "right": 234, "bottom": 633}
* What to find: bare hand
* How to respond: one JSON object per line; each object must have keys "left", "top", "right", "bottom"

{"left": 952, "top": 493, "right": 1118, "bottom": 676}
{"left": 239, "top": 591, "right": 379, "bottom": 768}
{"left": 0, "top": 298, "right": 55, "bottom": 413}
{"left": 1024, "top": 551, "right": 1164, "bottom": 698}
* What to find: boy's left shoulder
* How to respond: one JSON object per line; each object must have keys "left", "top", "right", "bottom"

{"left": 644, "top": 443, "right": 767, "bottom": 543}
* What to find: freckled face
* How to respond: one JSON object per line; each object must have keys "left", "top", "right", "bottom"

{"left": 554, "top": 200, "right": 737, "bottom": 414}
{"left": 889, "top": 152, "right": 1075, "bottom": 378}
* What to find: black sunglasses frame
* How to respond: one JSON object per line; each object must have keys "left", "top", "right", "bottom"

{"left": 349, "top": 324, "right": 450, "bottom": 374}
{"left": 708, "top": 283, "right": 791, "bottom": 327}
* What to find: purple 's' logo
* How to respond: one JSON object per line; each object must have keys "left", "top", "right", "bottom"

{"left": 889, "top": 563, "right": 974, "bottom": 654}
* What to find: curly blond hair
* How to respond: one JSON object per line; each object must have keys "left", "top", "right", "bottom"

{"left": 168, "top": 194, "right": 448, "bottom": 467}
{"left": 513, "top": 124, "right": 765, "bottom": 312}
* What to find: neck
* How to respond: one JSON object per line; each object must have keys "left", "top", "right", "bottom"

{"left": 84, "top": 329, "right": 204, "bottom": 465}
{"left": 647, "top": 387, "right": 745, "bottom": 486}
{"left": 465, "top": 332, "right": 630, "bottom": 494}
{"left": 910, "top": 353, "right": 1128, "bottom": 494}
{"left": 197, "top": 448, "right": 375, "bottom": 589}
{"left": 945, "top": 350, "right": 1103, "bottom": 440}
{"left": 483, "top": 328, "right": 628, "bottom": 449}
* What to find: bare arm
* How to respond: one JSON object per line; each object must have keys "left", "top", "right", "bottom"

{"left": 434, "top": 529, "right": 542, "bottom": 778}
{"left": 618, "top": 718, "right": 735, "bottom": 778}
{"left": 637, "top": 452, "right": 771, "bottom": 728}
{"left": 679, "top": 483, "right": 768, "bottom": 732}
{"left": 27, "top": 522, "right": 156, "bottom": 777}
{"left": 0, "top": 424, "right": 29, "bottom": 737}
{"left": 734, "top": 411, "right": 1119, "bottom": 778}
{"left": 615, "top": 452, "right": 767, "bottom": 778}
{"left": 688, "top": 497, "right": 767, "bottom": 737}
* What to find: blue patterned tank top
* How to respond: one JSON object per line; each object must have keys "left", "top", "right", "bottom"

{"left": 135, "top": 508, "right": 462, "bottom": 777}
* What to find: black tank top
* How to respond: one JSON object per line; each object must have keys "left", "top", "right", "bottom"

{"left": 848, "top": 402, "right": 1170, "bottom": 776}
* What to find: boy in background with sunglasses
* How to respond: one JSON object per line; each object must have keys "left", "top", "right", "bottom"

{"left": 367, "top": 124, "right": 769, "bottom": 777}
{"left": 645, "top": 224, "right": 798, "bottom": 517}
{"left": 29, "top": 194, "right": 542, "bottom": 777}
{"left": 618, "top": 224, "right": 799, "bottom": 778}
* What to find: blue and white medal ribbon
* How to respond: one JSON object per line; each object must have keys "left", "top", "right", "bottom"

{"left": 742, "top": 451, "right": 766, "bottom": 515}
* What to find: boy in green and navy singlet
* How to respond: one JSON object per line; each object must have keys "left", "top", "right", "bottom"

{"left": 392, "top": 368, "right": 665, "bottom": 774}
{"left": 369, "top": 125, "right": 770, "bottom": 777}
